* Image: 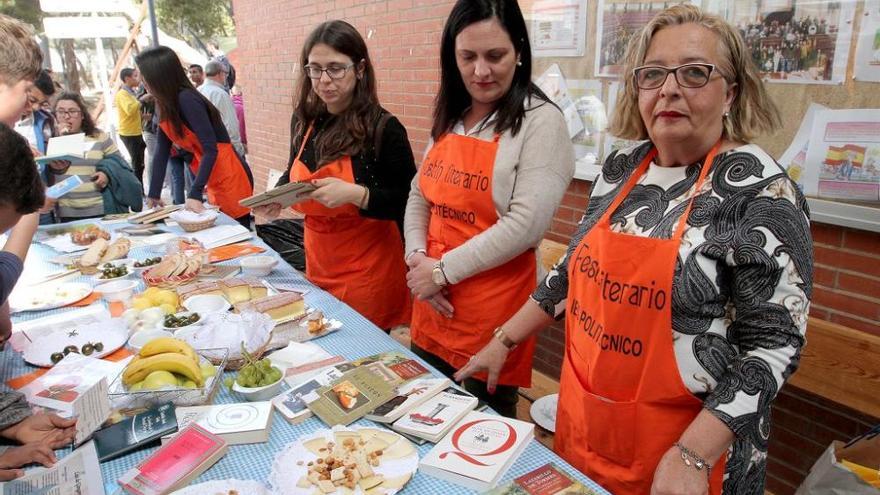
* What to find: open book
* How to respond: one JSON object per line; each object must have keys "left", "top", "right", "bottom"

{"left": 35, "top": 133, "right": 99, "bottom": 165}
{"left": 239, "top": 181, "right": 316, "bottom": 209}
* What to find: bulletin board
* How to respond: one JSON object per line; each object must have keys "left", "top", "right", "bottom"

{"left": 523, "top": 0, "right": 880, "bottom": 232}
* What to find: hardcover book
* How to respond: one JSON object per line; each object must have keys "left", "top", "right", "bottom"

{"left": 239, "top": 181, "right": 316, "bottom": 209}
{"left": 173, "top": 401, "right": 273, "bottom": 445}
{"left": 118, "top": 423, "right": 227, "bottom": 495}
{"left": 391, "top": 386, "right": 479, "bottom": 443}
{"left": 484, "top": 463, "right": 600, "bottom": 495}
{"left": 93, "top": 402, "right": 178, "bottom": 462}
{"left": 420, "top": 410, "right": 534, "bottom": 491}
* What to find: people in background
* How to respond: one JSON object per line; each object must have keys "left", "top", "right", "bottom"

{"left": 403, "top": 0, "right": 574, "bottom": 418}
{"left": 231, "top": 85, "right": 247, "bottom": 155}
{"left": 199, "top": 60, "right": 245, "bottom": 157}
{"left": 136, "top": 46, "right": 254, "bottom": 226}
{"left": 254, "top": 20, "right": 415, "bottom": 331}
{"left": 47, "top": 92, "right": 143, "bottom": 222}
{"left": 207, "top": 41, "right": 236, "bottom": 89}
{"left": 0, "top": 14, "right": 78, "bottom": 480}
{"left": 188, "top": 64, "right": 205, "bottom": 87}
{"left": 457, "top": 5, "right": 812, "bottom": 493}
{"left": 14, "top": 69, "right": 56, "bottom": 155}
{"left": 115, "top": 68, "right": 147, "bottom": 187}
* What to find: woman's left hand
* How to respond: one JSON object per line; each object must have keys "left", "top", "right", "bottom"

{"left": 406, "top": 255, "right": 443, "bottom": 300}
{"left": 650, "top": 446, "right": 709, "bottom": 495}
{"left": 308, "top": 178, "right": 363, "bottom": 208}
{"left": 185, "top": 198, "right": 205, "bottom": 213}
{"left": 91, "top": 172, "right": 108, "bottom": 189}
{"left": 453, "top": 337, "right": 509, "bottom": 393}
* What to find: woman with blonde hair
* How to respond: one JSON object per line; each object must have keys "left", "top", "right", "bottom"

{"left": 457, "top": 5, "right": 812, "bottom": 493}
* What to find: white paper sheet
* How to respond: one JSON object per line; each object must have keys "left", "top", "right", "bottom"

{"left": 534, "top": 64, "right": 585, "bottom": 139}
{"left": 854, "top": 0, "right": 880, "bottom": 82}
{"left": 0, "top": 441, "right": 105, "bottom": 495}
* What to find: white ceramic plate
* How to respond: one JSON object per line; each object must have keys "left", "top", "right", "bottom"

{"left": 270, "top": 426, "right": 419, "bottom": 495}
{"left": 22, "top": 319, "right": 128, "bottom": 367}
{"left": 8, "top": 282, "right": 93, "bottom": 313}
{"left": 171, "top": 479, "right": 270, "bottom": 495}
{"left": 530, "top": 393, "right": 558, "bottom": 433}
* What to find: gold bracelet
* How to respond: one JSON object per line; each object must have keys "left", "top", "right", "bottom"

{"left": 493, "top": 327, "right": 517, "bottom": 350}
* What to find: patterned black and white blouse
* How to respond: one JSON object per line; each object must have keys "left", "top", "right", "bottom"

{"left": 533, "top": 141, "right": 813, "bottom": 494}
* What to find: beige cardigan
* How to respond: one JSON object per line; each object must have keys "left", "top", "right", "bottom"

{"left": 404, "top": 99, "right": 576, "bottom": 284}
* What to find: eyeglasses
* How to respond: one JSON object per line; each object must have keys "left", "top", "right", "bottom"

{"left": 303, "top": 63, "right": 356, "bottom": 80}
{"left": 632, "top": 63, "right": 718, "bottom": 90}
{"left": 55, "top": 109, "right": 82, "bottom": 117}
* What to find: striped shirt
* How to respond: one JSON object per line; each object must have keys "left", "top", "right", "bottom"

{"left": 53, "top": 131, "right": 120, "bottom": 219}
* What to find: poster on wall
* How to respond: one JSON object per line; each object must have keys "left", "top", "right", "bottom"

{"left": 534, "top": 64, "right": 585, "bottom": 139}
{"left": 779, "top": 102, "right": 828, "bottom": 190}
{"left": 568, "top": 79, "right": 605, "bottom": 161}
{"left": 531, "top": 0, "right": 589, "bottom": 57}
{"left": 710, "top": 0, "right": 855, "bottom": 84}
{"left": 853, "top": 0, "right": 880, "bottom": 82}
{"left": 801, "top": 109, "right": 880, "bottom": 202}
{"left": 594, "top": 0, "right": 693, "bottom": 77}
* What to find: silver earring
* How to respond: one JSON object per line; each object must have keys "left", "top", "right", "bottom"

{"left": 723, "top": 111, "right": 729, "bottom": 118}
{"left": 516, "top": 60, "right": 522, "bottom": 66}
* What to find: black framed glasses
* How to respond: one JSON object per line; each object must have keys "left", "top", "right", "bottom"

{"left": 303, "top": 63, "right": 356, "bottom": 80}
{"left": 632, "top": 63, "right": 717, "bottom": 90}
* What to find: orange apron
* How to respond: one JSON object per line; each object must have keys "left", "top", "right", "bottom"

{"left": 555, "top": 142, "right": 727, "bottom": 494}
{"left": 159, "top": 120, "right": 252, "bottom": 219}
{"left": 289, "top": 125, "right": 411, "bottom": 329}
{"left": 411, "top": 133, "right": 536, "bottom": 388}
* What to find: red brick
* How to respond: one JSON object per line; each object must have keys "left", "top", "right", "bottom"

{"left": 766, "top": 458, "right": 805, "bottom": 488}
{"left": 812, "top": 287, "right": 879, "bottom": 321}
{"left": 843, "top": 228, "right": 880, "bottom": 253}
{"left": 765, "top": 474, "right": 797, "bottom": 495}
{"left": 812, "top": 265, "right": 837, "bottom": 288}
{"left": 813, "top": 245, "right": 880, "bottom": 279}
{"left": 810, "top": 223, "right": 843, "bottom": 246}
{"left": 837, "top": 272, "right": 880, "bottom": 300}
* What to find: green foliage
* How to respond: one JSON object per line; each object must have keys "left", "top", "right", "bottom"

{"left": 155, "top": 0, "right": 234, "bottom": 42}
{"left": 0, "top": 0, "right": 44, "bottom": 30}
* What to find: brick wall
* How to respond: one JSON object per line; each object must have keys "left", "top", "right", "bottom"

{"left": 232, "top": 2, "right": 880, "bottom": 493}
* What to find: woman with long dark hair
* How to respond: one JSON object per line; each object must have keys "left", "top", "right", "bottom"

{"left": 403, "top": 0, "right": 575, "bottom": 417}
{"left": 135, "top": 46, "right": 253, "bottom": 226}
{"left": 255, "top": 20, "right": 415, "bottom": 330}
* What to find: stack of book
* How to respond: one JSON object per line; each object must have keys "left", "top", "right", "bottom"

{"left": 391, "top": 386, "right": 479, "bottom": 443}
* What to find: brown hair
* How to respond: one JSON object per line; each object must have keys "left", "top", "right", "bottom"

{"left": 608, "top": 4, "right": 780, "bottom": 142}
{"left": 0, "top": 14, "right": 43, "bottom": 85}
{"left": 293, "top": 20, "right": 381, "bottom": 165}
{"left": 54, "top": 92, "right": 99, "bottom": 137}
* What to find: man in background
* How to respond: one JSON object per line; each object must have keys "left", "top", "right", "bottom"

{"left": 114, "top": 68, "right": 146, "bottom": 188}
{"left": 198, "top": 61, "right": 245, "bottom": 157}
{"left": 188, "top": 64, "right": 205, "bottom": 87}
{"left": 14, "top": 69, "right": 56, "bottom": 155}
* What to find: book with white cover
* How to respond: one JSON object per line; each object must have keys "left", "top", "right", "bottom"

{"left": 34, "top": 133, "right": 99, "bottom": 166}
{"left": 188, "top": 224, "right": 253, "bottom": 249}
{"left": 420, "top": 410, "right": 534, "bottom": 491}
{"left": 272, "top": 366, "right": 347, "bottom": 424}
{"left": 391, "top": 386, "right": 478, "bottom": 443}
{"left": 173, "top": 401, "right": 273, "bottom": 445}
{"left": 365, "top": 376, "right": 451, "bottom": 423}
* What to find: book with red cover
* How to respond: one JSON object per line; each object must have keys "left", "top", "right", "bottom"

{"left": 484, "top": 463, "right": 600, "bottom": 494}
{"left": 419, "top": 410, "right": 534, "bottom": 491}
{"left": 118, "top": 423, "right": 227, "bottom": 495}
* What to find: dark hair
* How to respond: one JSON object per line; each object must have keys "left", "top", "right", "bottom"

{"left": 293, "top": 20, "right": 381, "bottom": 165}
{"left": 54, "top": 92, "right": 98, "bottom": 137}
{"left": 432, "top": 0, "right": 551, "bottom": 140}
{"left": 188, "top": 64, "right": 203, "bottom": 72}
{"left": 33, "top": 70, "right": 55, "bottom": 97}
{"left": 135, "top": 46, "right": 224, "bottom": 136}
{"left": 0, "top": 123, "right": 45, "bottom": 214}
{"left": 120, "top": 67, "right": 136, "bottom": 81}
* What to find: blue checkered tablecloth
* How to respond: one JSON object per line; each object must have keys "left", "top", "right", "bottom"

{"left": 6, "top": 215, "right": 609, "bottom": 495}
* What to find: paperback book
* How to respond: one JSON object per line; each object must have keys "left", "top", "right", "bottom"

{"left": 273, "top": 366, "right": 348, "bottom": 424}
{"left": 173, "top": 401, "right": 273, "bottom": 445}
{"left": 93, "top": 402, "right": 178, "bottom": 462}
{"left": 349, "top": 351, "right": 430, "bottom": 383}
{"left": 365, "top": 376, "right": 451, "bottom": 423}
{"left": 391, "top": 386, "right": 479, "bottom": 443}
{"left": 484, "top": 463, "right": 600, "bottom": 495}
{"left": 307, "top": 366, "right": 396, "bottom": 426}
{"left": 420, "top": 410, "right": 534, "bottom": 491}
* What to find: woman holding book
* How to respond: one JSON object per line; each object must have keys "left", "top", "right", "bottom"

{"left": 402, "top": 0, "right": 575, "bottom": 418}
{"left": 254, "top": 20, "right": 415, "bottom": 330}
{"left": 456, "top": 5, "right": 812, "bottom": 493}
{"left": 44, "top": 92, "right": 143, "bottom": 222}
{"left": 135, "top": 46, "right": 254, "bottom": 227}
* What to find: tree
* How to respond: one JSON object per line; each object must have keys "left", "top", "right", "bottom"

{"left": 155, "top": 0, "right": 234, "bottom": 46}
{"left": 0, "top": 0, "right": 43, "bottom": 28}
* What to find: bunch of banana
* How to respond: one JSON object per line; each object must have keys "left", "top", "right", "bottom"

{"left": 122, "top": 337, "right": 204, "bottom": 388}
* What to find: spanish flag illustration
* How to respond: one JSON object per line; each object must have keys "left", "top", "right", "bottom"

{"left": 824, "top": 144, "right": 866, "bottom": 167}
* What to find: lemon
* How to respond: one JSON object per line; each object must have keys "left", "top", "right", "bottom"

{"left": 159, "top": 303, "right": 176, "bottom": 315}
{"left": 131, "top": 297, "right": 152, "bottom": 311}
{"left": 156, "top": 291, "right": 179, "bottom": 308}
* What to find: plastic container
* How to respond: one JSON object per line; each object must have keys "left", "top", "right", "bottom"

{"left": 183, "top": 294, "right": 231, "bottom": 315}
{"left": 240, "top": 256, "right": 279, "bottom": 277}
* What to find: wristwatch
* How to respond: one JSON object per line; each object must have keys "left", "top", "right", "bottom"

{"left": 431, "top": 260, "right": 448, "bottom": 286}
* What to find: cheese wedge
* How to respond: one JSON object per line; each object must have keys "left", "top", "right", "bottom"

{"left": 359, "top": 475, "right": 384, "bottom": 491}
{"left": 236, "top": 292, "right": 305, "bottom": 322}
{"left": 380, "top": 473, "right": 412, "bottom": 490}
{"left": 220, "top": 279, "right": 253, "bottom": 304}
{"left": 304, "top": 437, "right": 329, "bottom": 456}
{"left": 381, "top": 437, "right": 415, "bottom": 460}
